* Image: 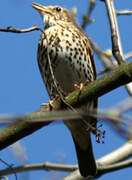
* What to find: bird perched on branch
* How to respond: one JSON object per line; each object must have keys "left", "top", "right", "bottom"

{"left": 32, "top": 2, "right": 97, "bottom": 177}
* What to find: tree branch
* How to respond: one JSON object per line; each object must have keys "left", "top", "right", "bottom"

{"left": 116, "top": 10, "right": 132, "bottom": 16}
{"left": 0, "top": 62, "right": 132, "bottom": 150}
{"left": 81, "top": 0, "right": 95, "bottom": 29}
{"left": 1, "top": 158, "right": 132, "bottom": 177}
{"left": 0, "top": 141, "right": 132, "bottom": 177}
{"left": 104, "top": 0, "right": 124, "bottom": 64}
{"left": 103, "top": 0, "right": 132, "bottom": 96}
{"left": 62, "top": 140, "right": 132, "bottom": 180}
{"left": 97, "top": 159, "right": 132, "bottom": 176}
{"left": 0, "top": 162, "right": 77, "bottom": 176}
{"left": 0, "top": 25, "right": 42, "bottom": 33}
{"left": 89, "top": 39, "right": 115, "bottom": 70}
{"left": 0, "top": 107, "right": 52, "bottom": 150}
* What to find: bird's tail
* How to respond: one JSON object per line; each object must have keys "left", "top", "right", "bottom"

{"left": 72, "top": 134, "right": 97, "bottom": 177}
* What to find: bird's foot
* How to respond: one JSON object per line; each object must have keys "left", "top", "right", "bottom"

{"left": 74, "top": 80, "right": 89, "bottom": 90}
{"left": 49, "top": 95, "right": 60, "bottom": 109}
{"left": 41, "top": 95, "right": 59, "bottom": 110}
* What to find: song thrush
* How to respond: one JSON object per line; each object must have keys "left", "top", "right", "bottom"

{"left": 32, "top": 2, "right": 97, "bottom": 177}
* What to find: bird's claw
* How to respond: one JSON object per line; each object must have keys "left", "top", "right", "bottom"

{"left": 41, "top": 95, "right": 60, "bottom": 110}
{"left": 74, "top": 80, "right": 89, "bottom": 90}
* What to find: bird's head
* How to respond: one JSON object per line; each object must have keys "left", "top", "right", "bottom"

{"left": 32, "top": 2, "right": 75, "bottom": 29}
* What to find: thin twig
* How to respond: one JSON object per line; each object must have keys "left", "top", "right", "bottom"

{"left": 0, "top": 158, "right": 17, "bottom": 180}
{"left": 116, "top": 10, "right": 132, "bottom": 16}
{"left": 89, "top": 38, "right": 115, "bottom": 70}
{"left": 81, "top": 0, "right": 116, "bottom": 72}
{"left": 0, "top": 25, "right": 41, "bottom": 33}
{"left": 81, "top": 0, "right": 95, "bottom": 29}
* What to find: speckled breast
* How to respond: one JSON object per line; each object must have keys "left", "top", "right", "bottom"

{"left": 37, "top": 23, "right": 94, "bottom": 99}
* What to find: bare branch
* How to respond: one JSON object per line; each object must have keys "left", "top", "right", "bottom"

{"left": 97, "top": 141, "right": 132, "bottom": 166}
{"left": 89, "top": 39, "right": 115, "bottom": 70}
{"left": 116, "top": 10, "right": 132, "bottom": 16}
{"left": 104, "top": 0, "right": 124, "bottom": 64}
{"left": 1, "top": 98, "right": 132, "bottom": 141}
{"left": 81, "top": 1, "right": 116, "bottom": 72}
{"left": 0, "top": 142, "right": 132, "bottom": 177}
{"left": 62, "top": 141, "right": 132, "bottom": 180}
{"left": 0, "top": 162, "right": 77, "bottom": 176}
{"left": 0, "top": 158, "right": 132, "bottom": 177}
{"left": 81, "top": 0, "right": 95, "bottom": 29}
{"left": 0, "top": 25, "right": 42, "bottom": 33}
{"left": 0, "top": 158, "right": 17, "bottom": 180}
{"left": 97, "top": 159, "right": 132, "bottom": 175}
{"left": 103, "top": 0, "right": 132, "bottom": 96}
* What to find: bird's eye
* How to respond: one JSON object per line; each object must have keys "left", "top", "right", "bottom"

{"left": 55, "top": 7, "right": 61, "bottom": 12}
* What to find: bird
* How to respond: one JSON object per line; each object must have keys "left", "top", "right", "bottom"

{"left": 32, "top": 2, "right": 97, "bottom": 177}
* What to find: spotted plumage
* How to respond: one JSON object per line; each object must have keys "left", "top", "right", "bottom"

{"left": 32, "top": 2, "right": 97, "bottom": 177}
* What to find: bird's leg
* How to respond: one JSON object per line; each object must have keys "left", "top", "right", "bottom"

{"left": 41, "top": 95, "right": 59, "bottom": 110}
{"left": 74, "top": 80, "right": 89, "bottom": 90}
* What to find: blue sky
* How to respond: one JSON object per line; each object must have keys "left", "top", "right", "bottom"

{"left": 0, "top": 0, "right": 132, "bottom": 180}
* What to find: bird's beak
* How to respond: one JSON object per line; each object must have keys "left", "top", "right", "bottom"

{"left": 32, "top": 2, "right": 45, "bottom": 15}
